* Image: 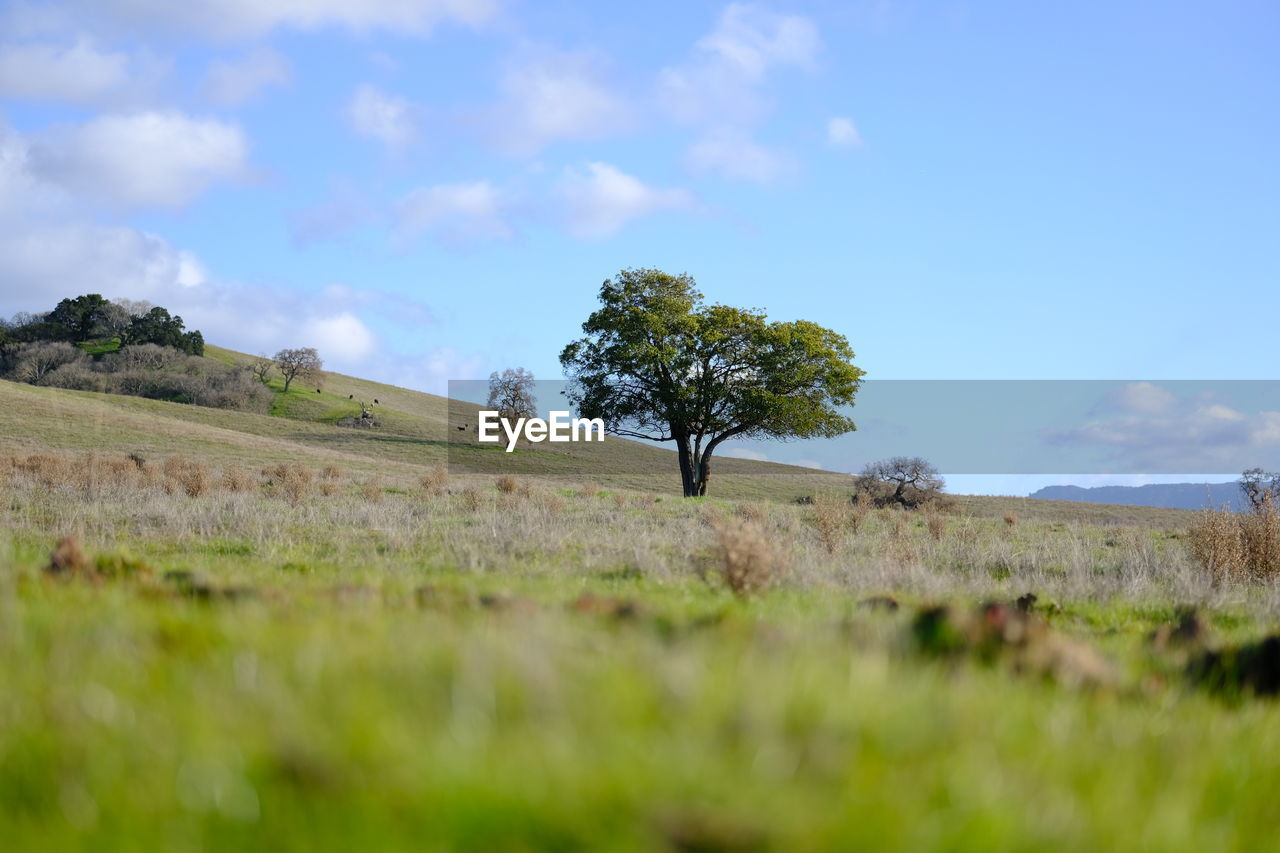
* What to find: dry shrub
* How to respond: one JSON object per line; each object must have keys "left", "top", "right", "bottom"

{"left": 711, "top": 520, "right": 781, "bottom": 597}
{"left": 1242, "top": 499, "right": 1280, "bottom": 579}
{"left": 1004, "top": 512, "right": 1018, "bottom": 527}
{"left": 320, "top": 466, "right": 343, "bottom": 495}
{"left": 48, "top": 535, "right": 91, "bottom": 576}
{"left": 577, "top": 482, "right": 600, "bottom": 498}
{"left": 534, "top": 491, "right": 567, "bottom": 516}
{"left": 15, "top": 453, "right": 71, "bottom": 488}
{"left": 162, "top": 455, "right": 189, "bottom": 481}
{"left": 736, "top": 501, "right": 769, "bottom": 525}
{"left": 611, "top": 492, "right": 629, "bottom": 510}
{"left": 812, "top": 493, "right": 848, "bottom": 554}
{"left": 849, "top": 500, "right": 870, "bottom": 535}
{"left": 1191, "top": 500, "right": 1280, "bottom": 582}
{"left": 221, "top": 466, "right": 256, "bottom": 493}
{"left": 887, "top": 515, "right": 918, "bottom": 566}
{"left": 496, "top": 475, "right": 530, "bottom": 496}
{"left": 460, "top": 486, "right": 483, "bottom": 512}
{"left": 419, "top": 465, "right": 450, "bottom": 496}
{"left": 177, "top": 462, "right": 212, "bottom": 498}
{"left": 361, "top": 477, "right": 384, "bottom": 504}
{"left": 926, "top": 512, "right": 947, "bottom": 541}
{"left": 264, "top": 463, "right": 313, "bottom": 506}
{"left": 1188, "top": 509, "right": 1247, "bottom": 582}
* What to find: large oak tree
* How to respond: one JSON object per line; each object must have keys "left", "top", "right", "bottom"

{"left": 561, "top": 268, "right": 864, "bottom": 497}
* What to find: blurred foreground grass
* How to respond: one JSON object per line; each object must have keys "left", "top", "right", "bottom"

{"left": 3, "top": 557, "right": 1280, "bottom": 851}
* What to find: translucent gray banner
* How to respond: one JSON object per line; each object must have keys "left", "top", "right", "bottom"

{"left": 446, "top": 379, "right": 1280, "bottom": 475}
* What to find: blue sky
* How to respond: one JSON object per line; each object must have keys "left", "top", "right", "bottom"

{"left": 1, "top": 1, "right": 1276, "bottom": 492}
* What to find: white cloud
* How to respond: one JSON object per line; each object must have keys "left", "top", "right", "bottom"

{"left": 346, "top": 84, "right": 419, "bottom": 151}
{"left": 792, "top": 459, "right": 824, "bottom": 469}
{"left": 302, "top": 312, "right": 376, "bottom": 361}
{"left": 685, "top": 128, "right": 795, "bottom": 183}
{"left": 12, "top": 0, "right": 502, "bottom": 41}
{"left": 203, "top": 48, "right": 290, "bottom": 107}
{"left": 0, "top": 36, "right": 132, "bottom": 104}
{"left": 1106, "top": 381, "right": 1177, "bottom": 415}
{"left": 659, "top": 3, "right": 820, "bottom": 125}
{"left": 724, "top": 447, "right": 769, "bottom": 461}
{"left": 0, "top": 221, "right": 205, "bottom": 310}
{"left": 491, "top": 52, "right": 633, "bottom": 154}
{"left": 27, "top": 111, "right": 247, "bottom": 208}
{"left": 1049, "top": 382, "right": 1280, "bottom": 471}
{"left": 394, "top": 181, "right": 512, "bottom": 245}
{"left": 827, "top": 116, "right": 861, "bottom": 147}
{"left": 558, "top": 162, "right": 696, "bottom": 238}
{"left": 698, "top": 2, "right": 819, "bottom": 74}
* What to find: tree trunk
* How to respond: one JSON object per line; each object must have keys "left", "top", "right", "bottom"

{"left": 676, "top": 436, "right": 697, "bottom": 497}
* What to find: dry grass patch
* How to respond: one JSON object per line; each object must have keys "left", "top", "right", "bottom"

{"left": 221, "top": 466, "right": 256, "bottom": 493}
{"left": 264, "top": 463, "right": 313, "bottom": 506}
{"left": 419, "top": 465, "right": 450, "bottom": 496}
{"left": 711, "top": 520, "right": 782, "bottom": 597}
{"left": 496, "top": 475, "right": 530, "bottom": 496}
{"left": 460, "top": 486, "right": 483, "bottom": 512}
{"left": 812, "top": 493, "right": 850, "bottom": 555}
{"left": 361, "top": 477, "right": 385, "bottom": 504}
{"left": 1190, "top": 500, "right": 1280, "bottom": 582}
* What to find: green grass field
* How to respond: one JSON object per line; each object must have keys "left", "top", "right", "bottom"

{"left": 2, "top": 362, "right": 1278, "bottom": 851}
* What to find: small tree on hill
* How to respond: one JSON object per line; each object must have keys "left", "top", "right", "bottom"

{"left": 274, "top": 347, "right": 323, "bottom": 393}
{"left": 486, "top": 367, "right": 537, "bottom": 423}
{"left": 250, "top": 355, "right": 274, "bottom": 384}
{"left": 1240, "top": 468, "right": 1280, "bottom": 513}
{"left": 855, "top": 456, "right": 946, "bottom": 508}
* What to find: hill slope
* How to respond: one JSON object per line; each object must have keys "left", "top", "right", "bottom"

{"left": 0, "top": 343, "right": 856, "bottom": 501}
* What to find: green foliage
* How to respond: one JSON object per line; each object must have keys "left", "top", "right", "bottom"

{"left": 127, "top": 306, "right": 204, "bottom": 355}
{"left": 561, "top": 268, "right": 864, "bottom": 496}
{"left": 48, "top": 293, "right": 111, "bottom": 342}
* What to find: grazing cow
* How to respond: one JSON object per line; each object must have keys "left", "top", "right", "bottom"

{"left": 373, "top": 398, "right": 379, "bottom": 405}
{"left": 457, "top": 425, "right": 466, "bottom": 431}
{"left": 316, "top": 388, "right": 321, "bottom": 393}
{"left": 349, "top": 394, "right": 354, "bottom": 399}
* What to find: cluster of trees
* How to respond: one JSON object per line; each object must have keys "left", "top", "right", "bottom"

{"left": 248, "top": 348, "right": 326, "bottom": 393}
{"left": 1, "top": 294, "right": 204, "bottom": 355}
{"left": 0, "top": 295, "right": 276, "bottom": 412}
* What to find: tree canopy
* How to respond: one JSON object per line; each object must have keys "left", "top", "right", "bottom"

{"left": 560, "top": 268, "right": 863, "bottom": 497}
{"left": 487, "top": 368, "right": 537, "bottom": 423}
{"left": 273, "top": 347, "right": 324, "bottom": 392}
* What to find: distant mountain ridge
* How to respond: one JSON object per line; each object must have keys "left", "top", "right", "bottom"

{"left": 1029, "top": 482, "right": 1247, "bottom": 512}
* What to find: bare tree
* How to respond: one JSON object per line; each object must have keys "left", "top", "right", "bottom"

{"left": 250, "top": 355, "right": 274, "bottom": 385}
{"left": 486, "top": 367, "right": 537, "bottom": 423}
{"left": 273, "top": 347, "right": 323, "bottom": 393}
{"left": 855, "top": 456, "right": 946, "bottom": 508}
{"left": 1240, "top": 468, "right": 1280, "bottom": 513}
{"left": 7, "top": 342, "right": 86, "bottom": 384}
